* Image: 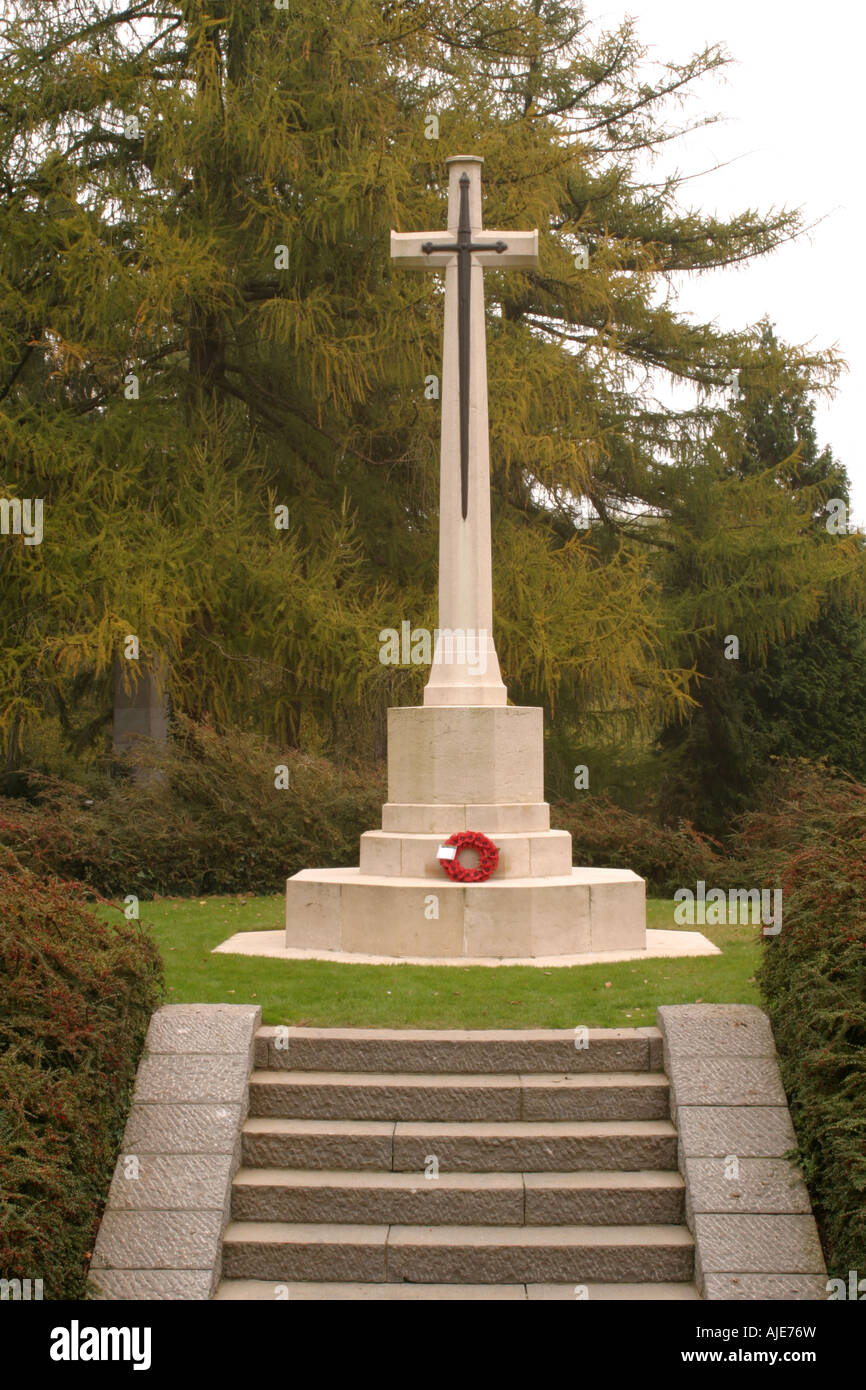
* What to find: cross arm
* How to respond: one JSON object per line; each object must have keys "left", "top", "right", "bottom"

{"left": 472, "top": 229, "right": 538, "bottom": 269}
{"left": 390, "top": 231, "right": 452, "bottom": 268}
{"left": 391, "top": 228, "right": 539, "bottom": 270}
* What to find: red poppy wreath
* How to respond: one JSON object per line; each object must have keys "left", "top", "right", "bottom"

{"left": 437, "top": 830, "right": 500, "bottom": 883}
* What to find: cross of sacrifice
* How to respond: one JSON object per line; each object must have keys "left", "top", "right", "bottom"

{"left": 390, "top": 156, "right": 538, "bottom": 707}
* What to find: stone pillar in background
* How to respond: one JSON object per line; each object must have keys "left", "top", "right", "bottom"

{"left": 112, "top": 655, "right": 169, "bottom": 778}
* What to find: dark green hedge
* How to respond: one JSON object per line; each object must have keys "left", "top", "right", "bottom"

{"left": 0, "top": 850, "right": 163, "bottom": 1299}
{"left": 752, "top": 769, "right": 866, "bottom": 1278}
{"left": 550, "top": 793, "right": 722, "bottom": 896}
{"left": 0, "top": 715, "right": 385, "bottom": 898}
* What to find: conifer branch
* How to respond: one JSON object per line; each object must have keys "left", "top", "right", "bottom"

{"left": 0, "top": 345, "right": 35, "bottom": 403}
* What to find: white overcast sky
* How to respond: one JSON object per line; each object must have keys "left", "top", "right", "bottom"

{"left": 593, "top": 1, "right": 863, "bottom": 520}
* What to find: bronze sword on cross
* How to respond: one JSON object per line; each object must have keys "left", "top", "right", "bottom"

{"left": 420, "top": 173, "right": 508, "bottom": 519}
{"left": 390, "top": 158, "right": 539, "bottom": 523}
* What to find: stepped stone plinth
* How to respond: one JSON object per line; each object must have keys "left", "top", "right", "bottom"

{"left": 285, "top": 704, "right": 647, "bottom": 959}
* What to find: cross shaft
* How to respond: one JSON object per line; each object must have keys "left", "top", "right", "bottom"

{"left": 420, "top": 174, "right": 508, "bottom": 519}
{"left": 389, "top": 156, "right": 538, "bottom": 707}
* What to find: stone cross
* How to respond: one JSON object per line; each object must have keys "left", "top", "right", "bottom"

{"left": 391, "top": 156, "right": 538, "bottom": 707}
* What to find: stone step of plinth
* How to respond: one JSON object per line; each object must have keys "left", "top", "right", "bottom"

{"left": 241, "top": 1117, "right": 678, "bottom": 1173}
{"left": 253, "top": 1026, "right": 663, "bottom": 1075}
{"left": 213, "top": 1279, "right": 701, "bottom": 1301}
{"left": 247, "top": 1069, "right": 669, "bottom": 1122}
{"left": 231, "top": 1167, "right": 685, "bottom": 1227}
{"left": 220, "top": 1221, "right": 694, "bottom": 1285}
{"left": 358, "top": 828, "right": 572, "bottom": 879}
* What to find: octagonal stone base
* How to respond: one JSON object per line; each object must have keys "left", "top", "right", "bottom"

{"left": 285, "top": 866, "right": 645, "bottom": 960}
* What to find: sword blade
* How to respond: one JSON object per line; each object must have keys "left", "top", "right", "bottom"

{"left": 458, "top": 246, "right": 469, "bottom": 521}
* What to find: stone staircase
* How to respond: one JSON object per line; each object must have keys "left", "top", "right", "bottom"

{"left": 214, "top": 1027, "right": 700, "bottom": 1300}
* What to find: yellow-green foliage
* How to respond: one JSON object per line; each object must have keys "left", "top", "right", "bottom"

{"left": 0, "top": 0, "right": 859, "bottom": 759}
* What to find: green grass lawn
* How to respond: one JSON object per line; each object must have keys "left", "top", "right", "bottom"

{"left": 99, "top": 894, "right": 763, "bottom": 1029}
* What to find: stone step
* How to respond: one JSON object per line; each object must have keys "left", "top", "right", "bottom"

{"left": 525, "top": 1171, "right": 684, "bottom": 1225}
{"left": 247, "top": 1070, "right": 670, "bottom": 1123}
{"left": 241, "top": 1117, "right": 678, "bottom": 1173}
{"left": 393, "top": 1119, "right": 677, "bottom": 1173}
{"left": 243, "top": 1118, "right": 395, "bottom": 1172}
{"left": 231, "top": 1167, "right": 685, "bottom": 1226}
{"left": 214, "top": 1279, "right": 701, "bottom": 1301}
{"left": 254, "top": 1027, "right": 663, "bottom": 1076}
{"left": 221, "top": 1221, "right": 694, "bottom": 1284}
{"left": 233, "top": 1167, "right": 522, "bottom": 1225}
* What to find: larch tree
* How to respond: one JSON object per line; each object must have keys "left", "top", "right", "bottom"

{"left": 0, "top": 0, "right": 860, "bottom": 774}
{"left": 655, "top": 323, "right": 866, "bottom": 834}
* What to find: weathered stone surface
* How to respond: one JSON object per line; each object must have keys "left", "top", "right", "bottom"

{"left": 232, "top": 1169, "right": 523, "bottom": 1226}
{"left": 693, "top": 1213, "right": 825, "bottom": 1280}
{"left": 214, "top": 1279, "right": 527, "bottom": 1300}
{"left": 213, "top": 1276, "right": 702, "bottom": 1301}
{"left": 145, "top": 1004, "right": 260, "bottom": 1056}
{"left": 658, "top": 1005, "right": 776, "bottom": 1066}
{"left": 588, "top": 877, "right": 646, "bottom": 953}
{"left": 122, "top": 1103, "right": 243, "bottom": 1155}
{"left": 386, "top": 1224, "right": 694, "bottom": 1285}
{"left": 659, "top": 1006, "right": 825, "bottom": 1305}
{"left": 524, "top": 1171, "right": 684, "bottom": 1226}
{"left": 242, "top": 1118, "right": 394, "bottom": 1171}
{"left": 247, "top": 1069, "right": 669, "bottom": 1124}
{"left": 387, "top": 705, "right": 544, "bottom": 806}
{"left": 636, "top": 1028, "right": 664, "bottom": 1072}
{"left": 676, "top": 1105, "right": 796, "bottom": 1159}
{"left": 392, "top": 1119, "right": 677, "bottom": 1173}
{"left": 358, "top": 829, "right": 572, "bottom": 881}
{"left": 520, "top": 1073, "right": 669, "bottom": 1122}
{"left": 668, "top": 1057, "right": 786, "bottom": 1119}
{"left": 215, "top": 1015, "right": 845, "bottom": 1299}
{"left": 221, "top": 926, "right": 715, "bottom": 967}
{"left": 248, "top": 1071, "right": 522, "bottom": 1123}
{"left": 106, "top": 1153, "right": 235, "bottom": 1212}
{"left": 284, "top": 874, "right": 343, "bottom": 951}
{"left": 527, "top": 1282, "right": 700, "bottom": 1301}
{"left": 381, "top": 801, "right": 550, "bottom": 833}
{"left": 91, "top": 1210, "right": 224, "bottom": 1270}
{"left": 701, "top": 1273, "right": 828, "bottom": 1301}
{"left": 216, "top": 1012, "right": 828, "bottom": 1300}
{"left": 88, "top": 1003, "right": 260, "bottom": 1302}
{"left": 255, "top": 1027, "right": 655, "bottom": 1075}
{"left": 89, "top": 1269, "right": 217, "bottom": 1301}
{"left": 284, "top": 867, "right": 646, "bottom": 959}
{"left": 530, "top": 832, "right": 574, "bottom": 877}
{"left": 683, "top": 1157, "right": 812, "bottom": 1218}
{"left": 133, "top": 1053, "right": 251, "bottom": 1105}
{"left": 461, "top": 881, "right": 585, "bottom": 958}
{"left": 337, "top": 876, "right": 465, "bottom": 958}
{"left": 221, "top": 1222, "right": 387, "bottom": 1282}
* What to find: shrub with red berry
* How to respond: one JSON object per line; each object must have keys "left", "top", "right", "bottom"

{"left": 0, "top": 848, "right": 163, "bottom": 1298}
